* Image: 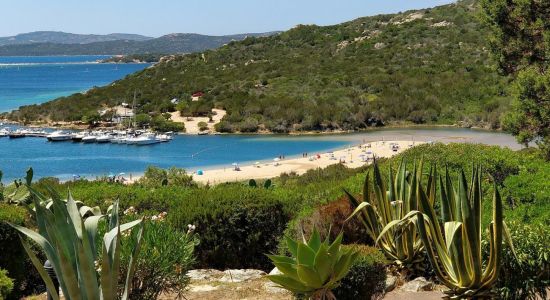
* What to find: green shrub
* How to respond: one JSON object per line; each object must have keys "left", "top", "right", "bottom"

{"left": 486, "top": 222, "right": 550, "bottom": 300}
{"left": 0, "top": 269, "right": 14, "bottom": 300}
{"left": 120, "top": 220, "right": 197, "bottom": 300}
{"left": 168, "top": 184, "right": 290, "bottom": 270}
{"left": 333, "top": 245, "right": 387, "bottom": 300}
{"left": 138, "top": 166, "right": 196, "bottom": 188}
{"left": 0, "top": 204, "right": 43, "bottom": 299}
{"left": 214, "top": 120, "right": 233, "bottom": 133}
{"left": 197, "top": 121, "right": 209, "bottom": 131}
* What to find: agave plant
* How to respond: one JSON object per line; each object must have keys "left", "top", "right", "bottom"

{"left": 345, "top": 160, "right": 435, "bottom": 271}
{"left": 267, "top": 228, "right": 358, "bottom": 300}
{"left": 8, "top": 184, "right": 144, "bottom": 300}
{"left": 385, "top": 166, "right": 514, "bottom": 299}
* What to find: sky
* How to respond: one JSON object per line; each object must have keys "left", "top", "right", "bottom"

{"left": 1, "top": 0, "right": 455, "bottom": 37}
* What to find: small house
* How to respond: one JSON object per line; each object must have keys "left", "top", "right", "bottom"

{"left": 192, "top": 91, "right": 204, "bottom": 101}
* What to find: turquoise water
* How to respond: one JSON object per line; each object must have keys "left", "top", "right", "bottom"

{"left": 0, "top": 127, "right": 522, "bottom": 182}
{"left": 0, "top": 55, "right": 150, "bottom": 112}
{"left": 0, "top": 134, "right": 350, "bottom": 181}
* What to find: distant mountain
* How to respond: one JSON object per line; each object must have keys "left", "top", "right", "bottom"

{"left": 0, "top": 31, "right": 152, "bottom": 46}
{"left": 0, "top": 32, "right": 279, "bottom": 56}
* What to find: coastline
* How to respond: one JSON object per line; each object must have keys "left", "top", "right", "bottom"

{"left": 0, "top": 117, "right": 501, "bottom": 136}
{"left": 126, "top": 140, "right": 422, "bottom": 185}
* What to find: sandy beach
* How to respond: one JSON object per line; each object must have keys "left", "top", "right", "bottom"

{"left": 184, "top": 140, "right": 422, "bottom": 185}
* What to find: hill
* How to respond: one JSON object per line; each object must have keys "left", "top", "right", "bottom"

{"left": 0, "top": 31, "right": 152, "bottom": 46}
{"left": 5, "top": 0, "right": 511, "bottom": 132}
{"left": 0, "top": 32, "right": 279, "bottom": 56}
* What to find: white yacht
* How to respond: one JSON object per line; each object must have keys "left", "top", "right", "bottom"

{"left": 71, "top": 133, "right": 86, "bottom": 142}
{"left": 127, "top": 133, "right": 160, "bottom": 145}
{"left": 82, "top": 135, "right": 97, "bottom": 143}
{"left": 157, "top": 132, "right": 174, "bottom": 142}
{"left": 95, "top": 134, "right": 112, "bottom": 143}
{"left": 47, "top": 131, "right": 72, "bottom": 141}
{"left": 0, "top": 128, "right": 9, "bottom": 137}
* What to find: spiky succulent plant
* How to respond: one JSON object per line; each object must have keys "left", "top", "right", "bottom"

{"left": 267, "top": 228, "right": 358, "bottom": 300}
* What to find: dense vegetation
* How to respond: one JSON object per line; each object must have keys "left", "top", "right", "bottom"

{"left": 6, "top": 0, "right": 512, "bottom": 132}
{"left": 481, "top": 0, "right": 550, "bottom": 160}
{"left": 0, "top": 32, "right": 277, "bottom": 56}
{"left": 1, "top": 142, "right": 548, "bottom": 299}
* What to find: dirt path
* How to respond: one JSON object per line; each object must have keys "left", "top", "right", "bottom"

{"left": 170, "top": 108, "right": 226, "bottom": 134}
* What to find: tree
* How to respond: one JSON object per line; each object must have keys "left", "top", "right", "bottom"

{"left": 482, "top": 0, "right": 550, "bottom": 159}
{"left": 197, "top": 121, "right": 209, "bottom": 131}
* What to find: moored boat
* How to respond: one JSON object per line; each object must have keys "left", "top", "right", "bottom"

{"left": 47, "top": 131, "right": 73, "bottom": 141}
{"left": 72, "top": 133, "right": 86, "bottom": 142}
{"left": 82, "top": 135, "right": 97, "bottom": 143}
{"left": 95, "top": 134, "right": 112, "bottom": 143}
{"left": 9, "top": 129, "right": 28, "bottom": 139}
{"left": 127, "top": 133, "right": 160, "bottom": 145}
{"left": 0, "top": 128, "right": 9, "bottom": 137}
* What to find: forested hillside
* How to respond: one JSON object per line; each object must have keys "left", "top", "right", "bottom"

{"left": 7, "top": 0, "right": 511, "bottom": 132}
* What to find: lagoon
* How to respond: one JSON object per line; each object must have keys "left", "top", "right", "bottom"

{"left": 0, "top": 127, "right": 521, "bottom": 182}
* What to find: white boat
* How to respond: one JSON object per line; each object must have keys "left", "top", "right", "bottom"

{"left": 127, "top": 133, "right": 160, "bottom": 145}
{"left": 82, "top": 135, "right": 97, "bottom": 143}
{"left": 72, "top": 133, "right": 86, "bottom": 142}
{"left": 95, "top": 134, "right": 112, "bottom": 143}
{"left": 0, "top": 128, "right": 9, "bottom": 137}
{"left": 47, "top": 131, "right": 72, "bottom": 141}
{"left": 157, "top": 132, "right": 174, "bottom": 142}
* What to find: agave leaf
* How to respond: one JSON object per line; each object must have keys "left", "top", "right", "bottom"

{"left": 84, "top": 215, "right": 104, "bottom": 261}
{"left": 266, "top": 275, "right": 311, "bottom": 293}
{"left": 314, "top": 244, "right": 332, "bottom": 283}
{"left": 18, "top": 237, "right": 60, "bottom": 300}
{"left": 55, "top": 242, "right": 82, "bottom": 300}
{"left": 332, "top": 250, "right": 358, "bottom": 282}
{"left": 327, "top": 233, "right": 343, "bottom": 256}
{"left": 297, "top": 264, "right": 323, "bottom": 288}
{"left": 271, "top": 262, "right": 300, "bottom": 282}
{"left": 286, "top": 236, "right": 298, "bottom": 257}
{"left": 267, "top": 254, "right": 296, "bottom": 265}
{"left": 76, "top": 230, "right": 100, "bottom": 300}
{"left": 297, "top": 243, "right": 316, "bottom": 267}
{"left": 122, "top": 220, "right": 144, "bottom": 300}
{"left": 308, "top": 228, "right": 322, "bottom": 252}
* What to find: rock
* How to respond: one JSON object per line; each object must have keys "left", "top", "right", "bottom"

{"left": 219, "top": 269, "right": 267, "bottom": 282}
{"left": 400, "top": 277, "right": 434, "bottom": 292}
{"left": 187, "top": 269, "right": 224, "bottom": 281}
{"left": 385, "top": 274, "right": 398, "bottom": 292}
{"left": 189, "top": 284, "right": 219, "bottom": 292}
{"left": 264, "top": 268, "right": 291, "bottom": 294}
{"left": 432, "top": 21, "right": 453, "bottom": 27}
{"left": 374, "top": 42, "right": 386, "bottom": 49}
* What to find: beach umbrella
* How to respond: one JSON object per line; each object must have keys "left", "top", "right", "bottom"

{"left": 273, "top": 157, "right": 280, "bottom": 162}
{"left": 197, "top": 170, "right": 204, "bottom": 175}
{"left": 118, "top": 172, "right": 126, "bottom": 176}
{"left": 232, "top": 162, "right": 238, "bottom": 166}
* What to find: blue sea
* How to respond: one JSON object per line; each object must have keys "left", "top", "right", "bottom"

{"left": 0, "top": 55, "right": 149, "bottom": 112}
{"left": 0, "top": 56, "right": 521, "bottom": 182}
